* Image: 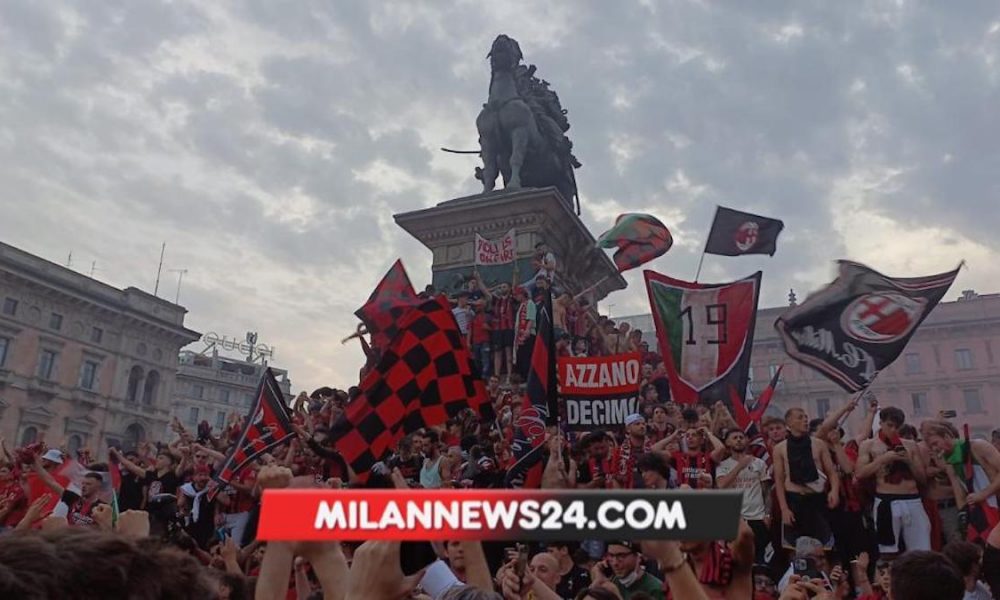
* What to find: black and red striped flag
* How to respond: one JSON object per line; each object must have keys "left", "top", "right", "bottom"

{"left": 330, "top": 295, "right": 488, "bottom": 478}
{"left": 355, "top": 259, "right": 421, "bottom": 352}
{"left": 504, "top": 290, "right": 556, "bottom": 488}
{"left": 210, "top": 368, "right": 295, "bottom": 498}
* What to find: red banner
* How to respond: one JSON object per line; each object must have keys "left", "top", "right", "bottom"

{"left": 558, "top": 353, "right": 642, "bottom": 431}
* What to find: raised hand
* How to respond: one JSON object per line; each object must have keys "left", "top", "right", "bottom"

{"left": 117, "top": 510, "right": 151, "bottom": 538}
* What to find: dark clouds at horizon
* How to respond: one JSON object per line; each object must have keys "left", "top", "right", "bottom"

{"left": 2, "top": 0, "right": 998, "bottom": 392}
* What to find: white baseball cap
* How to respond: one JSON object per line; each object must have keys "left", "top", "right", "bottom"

{"left": 41, "top": 449, "right": 64, "bottom": 464}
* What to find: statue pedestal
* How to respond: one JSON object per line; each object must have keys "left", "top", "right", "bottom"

{"left": 394, "top": 187, "right": 626, "bottom": 302}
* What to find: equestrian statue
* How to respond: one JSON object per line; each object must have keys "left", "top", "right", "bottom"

{"left": 474, "top": 35, "right": 582, "bottom": 214}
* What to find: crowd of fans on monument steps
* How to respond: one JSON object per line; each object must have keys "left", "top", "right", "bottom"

{"left": 1, "top": 244, "right": 1000, "bottom": 600}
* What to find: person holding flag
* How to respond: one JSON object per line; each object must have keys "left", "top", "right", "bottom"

{"left": 922, "top": 419, "right": 1000, "bottom": 544}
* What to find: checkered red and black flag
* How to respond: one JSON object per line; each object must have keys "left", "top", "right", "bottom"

{"left": 210, "top": 368, "right": 295, "bottom": 499}
{"left": 355, "top": 259, "right": 421, "bottom": 352}
{"left": 330, "top": 295, "right": 488, "bottom": 478}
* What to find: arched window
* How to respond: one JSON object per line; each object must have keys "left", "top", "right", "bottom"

{"left": 142, "top": 370, "right": 160, "bottom": 405}
{"left": 126, "top": 365, "right": 144, "bottom": 404}
{"left": 124, "top": 423, "right": 145, "bottom": 451}
{"left": 67, "top": 434, "right": 83, "bottom": 455}
{"left": 19, "top": 426, "right": 38, "bottom": 446}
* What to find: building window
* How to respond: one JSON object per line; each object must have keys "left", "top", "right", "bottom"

{"left": 904, "top": 353, "right": 921, "bottom": 375}
{"left": 245, "top": 392, "right": 254, "bottom": 408}
{"left": 963, "top": 389, "right": 984, "bottom": 414}
{"left": 37, "top": 349, "right": 57, "bottom": 380}
{"left": 79, "top": 360, "right": 99, "bottom": 390}
{"left": 188, "top": 406, "right": 200, "bottom": 425}
{"left": 911, "top": 392, "right": 928, "bottom": 417}
{"left": 49, "top": 313, "right": 63, "bottom": 331}
{"left": 19, "top": 426, "right": 38, "bottom": 446}
{"left": 142, "top": 371, "right": 160, "bottom": 405}
{"left": 91, "top": 327, "right": 103, "bottom": 344}
{"left": 956, "top": 349, "right": 974, "bottom": 371}
{"left": 2, "top": 297, "right": 17, "bottom": 316}
{"left": 0, "top": 336, "right": 9, "bottom": 368}
{"left": 816, "top": 398, "right": 830, "bottom": 418}
{"left": 193, "top": 384, "right": 204, "bottom": 400}
{"left": 67, "top": 434, "right": 83, "bottom": 455}
{"left": 216, "top": 411, "right": 226, "bottom": 429}
{"left": 220, "top": 389, "right": 231, "bottom": 404}
{"left": 126, "top": 365, "right": 144, "bottom": 403}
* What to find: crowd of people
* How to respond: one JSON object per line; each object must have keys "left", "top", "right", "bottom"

{"left": 2, "top": 251, "right": 1000, "bottom": 599}
{"left": 2, "top": 369, "right": 1000, "bottom": 599}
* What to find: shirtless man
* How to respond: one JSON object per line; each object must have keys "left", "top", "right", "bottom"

{"left": 856, "top": 406, "right": 929, "bottom": 558}
{"left": 773, "top": 408, "right": 840, "bottom": 550}
{"left": 919, "top": 422, "right": 965, "bottom": 546}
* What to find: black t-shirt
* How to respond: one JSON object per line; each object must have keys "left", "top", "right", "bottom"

{"left": 983, "top": 544, "right": 1000, "bottom": 600}
{"left": 143, "top": 469, "right": 182, "bottom": 501}
{"left": 387, "top": 455, "right": 423, "bottom": 486}
{"left": 556, "top": 565, "right": 591, "bottom": 599}
{"left": 118, "top": 471, "right": 145, "bottom": 511}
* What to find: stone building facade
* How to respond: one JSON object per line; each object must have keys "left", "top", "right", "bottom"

{"left": 0, "top": 242, "right": 200, "bottom": 451}
{"left": 617, "top": 290, "right": 1000, "bottom": 439}
{"left": 171, "top": 349, "right": 292, "bottom": 433}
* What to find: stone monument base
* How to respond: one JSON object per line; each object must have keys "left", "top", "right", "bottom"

{"left": 394, "top": 187, "right": 625, "bottom": 302}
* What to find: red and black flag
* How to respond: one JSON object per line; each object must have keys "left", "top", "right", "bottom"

{"left": 645, "top": 270, "right": 762, "bottom": 410}
{"left": 355, "top": 259, "right": 420, "bottom": 352}
{"left": 210, "top": 368, "right": 295, "bottom": 498}
{"left": 776, "top": 261, "right": 960, "bottom": 392}
{"left": 597, "top": 213, "right": 673, "bottom": 272}
{"left": 330, "top": 295, "right": 488, "bottom": 478}
{"left": 504, "top": 290, "right": 557, "bottom": 488}
{"left": 959, "top": 425, "right": 1000, "bottom": 545}
{"left": 732, "top": 364, "right": 783, "bottom": 435}
{"left": 704, "top": 206, "right": 784, "bottom": 257}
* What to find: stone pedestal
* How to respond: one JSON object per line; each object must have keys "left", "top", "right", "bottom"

{"left": 394, "top": 187, "right": 625, "bottom": 302}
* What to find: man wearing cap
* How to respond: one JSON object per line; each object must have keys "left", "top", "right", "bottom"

{"left": 591, "top": 541, "right": 665, "bottom": 599}
{"left": 616, "top": 414, "right": 653, "bottom": 489}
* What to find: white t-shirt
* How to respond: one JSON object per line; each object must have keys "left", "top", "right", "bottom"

{"left": 716, "top": 455, "right": 770, "bottom": 520}
{"left": 452, "top": 306, "right": 474, "bottom": 335}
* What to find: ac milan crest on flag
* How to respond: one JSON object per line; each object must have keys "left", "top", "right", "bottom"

{"left": 704, "top": 206, "right": 784, "bottom": 257}
{"left": 210, "top": 368, "right": 295, "bottom": 498}
{"left": 597, "top": 213, "right": 673, "bottom": 272}
{"left": 645, "top": 270, "right": 762, "bottom": 411}
{"left": 775, "top": 261, "right": 961, "bottom": 392}
{"left": 505, "top": 292, "right": 556, "bottom": 488}
{"left": 330, "top": 295, "right": 488, "bottom": 478}
{"left": 355, "top": 259, "right": 420, "bottom": 352}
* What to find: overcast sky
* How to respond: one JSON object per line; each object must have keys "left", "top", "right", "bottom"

{"left": 2, "top": 1, "right": 998, "bottom": 394}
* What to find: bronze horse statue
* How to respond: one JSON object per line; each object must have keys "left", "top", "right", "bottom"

{"left": 475, "top": 35, "right": 581, "bottom": 213}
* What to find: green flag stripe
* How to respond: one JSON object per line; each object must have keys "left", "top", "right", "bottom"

{"left": 651, "top": 283, "right": 685, "bottom": 364}
{"left": 597, "top": 213, "right": 654, "bottom": 246}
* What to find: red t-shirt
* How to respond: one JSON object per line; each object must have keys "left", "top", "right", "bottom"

{"left": 471, "top": 312, "right": 491, "bottom": 345}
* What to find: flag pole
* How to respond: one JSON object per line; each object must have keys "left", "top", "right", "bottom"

{"left": 694, "top": 206, "right": 719, "bottom": 283}
{"left": 573, "top": 274, "right": 611, "bottom": 302}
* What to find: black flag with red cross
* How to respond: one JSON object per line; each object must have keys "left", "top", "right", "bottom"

{"left": 704, "top": 206, "right": 784, "bottom": 257}
{"left": 776, "top": 261, "right": 961, "bottom": 392}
